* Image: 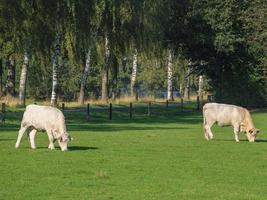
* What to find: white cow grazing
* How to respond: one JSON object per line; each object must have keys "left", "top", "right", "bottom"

{"left": 15, "top": 104, "right": 71, "bottom": 151}
{"left": 203, "top": 103, "right": 259, "bottom": 142}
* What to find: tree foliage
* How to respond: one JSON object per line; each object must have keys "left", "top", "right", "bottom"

{"left": 0, "top": 0, "right": 266, "bottom": 106}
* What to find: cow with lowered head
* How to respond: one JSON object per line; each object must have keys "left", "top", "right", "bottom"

{"left": 203, "top": 103, "right": 260, "bottom": 142}
{"left": 15, "top": 104, "right": 72, "bottom": 151}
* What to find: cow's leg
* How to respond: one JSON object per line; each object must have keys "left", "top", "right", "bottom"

{"left": 29, "top": 129, "right": 37, "bottom": 149}
{"left": 204, "top": 125, "right": 210, "bottom": 141}
{"left": 15, "top": 126, "right": 27, "bottom": 148}
{"left": 204, "top": 120, "right": 215, "bottom": 140}
{"left": 47, "top": 130, "right": 55, "bottom": 150}
{"left": 233, "top": 125, "right": 240, "bottom": 142}
{"left": 207, "top": 126, "right": 214, "bottom": 140}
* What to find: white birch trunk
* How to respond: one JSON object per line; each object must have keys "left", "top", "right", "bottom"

{"left": 50, "top": 28, "right": 61, "bottom": 107}
{"left": 131, "top": 48, "right": 138, "bottom": 100}
{"left": 101, "top": 34, "right": 110, "bottom": 101}
{"left": 184, "top": 67, "right": 191, "bottom": 100}
{"left": 78, "top": 49, "right": 91, "bottom": 105}
{"left": 18, "top": 51, "right": 29, "bottom": 106}
{"left": 167, "top": 49, "right": 174, "bottom": 100}
{"left": 198, "top": 75, "right": 204, "bottom": 101}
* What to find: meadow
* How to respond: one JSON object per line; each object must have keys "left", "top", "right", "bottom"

{"left": 0, "top": 103, "right": 267, "bottom": 200}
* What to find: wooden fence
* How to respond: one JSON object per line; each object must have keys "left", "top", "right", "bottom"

{"left": 0, "top": 95, "right": 213, "bottom": 122}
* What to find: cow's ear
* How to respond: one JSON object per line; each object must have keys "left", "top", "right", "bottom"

{"left": 256, "top": 129, "right": 260, "bottom": 134}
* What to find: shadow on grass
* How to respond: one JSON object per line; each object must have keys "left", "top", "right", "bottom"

{"left": 0, "top": 138, "right": 13, "bottom": 141}
{"left": 215, "top": 138, "right": 267, "bottom": 143}
{"left": 68, "top": 146, "right": 98, "bottom": 151}
{"left": 255, "top": 139, "right": 267, "bottom": 143}
{"left": 214, "top": 139, "right": 247, "bottom": 142}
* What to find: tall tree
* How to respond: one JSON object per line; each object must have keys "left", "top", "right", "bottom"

{"left": 101, "top": 33, "right": 110, "bottom": 101}
{"left": 167, "top": 49, "right": 174, "bottom": 100}
{"left": 111, "top": 53, "right": 119, "bottom": 100}
{"left": 6, "top": 55, "right": 15, "bottom": 96}
{"left": 69, "top": 0, "right": 103, "bottom": 104}
{"left": 198, "top": 75, "right": 204, "bottom": 101}
{"left": 50, "top": 25, "right": 62, "bottom": 106}
{"left": 18, "top": 51, "right": 29, "bottom": 106}
{"left": 50, "top": 1, "right": 63, "bottom": 106}
{"left": 183, "top": 64, "right": 191, "bottom": 100}
{"left": 131, "top": 48, "right": 138, "bottom": 99}
{"left": 78, "top": 49, "right": 91, "bottom": 104}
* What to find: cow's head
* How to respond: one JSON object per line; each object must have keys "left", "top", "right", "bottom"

{"left": 58, "top": 133, "right": 72, "bottom": 151}
{"left": 246, "top": 128, "right": 260, "bottom": 142}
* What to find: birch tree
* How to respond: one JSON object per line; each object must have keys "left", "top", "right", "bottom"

{"left": 50, "top": 2, "right": 63, "bottom": 107}
{"left": 18, "top": 51, "right": 29, "bottom": 106}
{"left": 111, "top": 54, "right": 118, "bottom": 100}
{"left": 101, "top": 33, "right": 110, "bottom": 101}
{"left": 167, "top": 49, "right": 174, "bottom": 100}
{"left": 198, "top": 75, "right": 204, "bottom": 101}
{"left": 131, "top": 48, "right": 138, "bottom": 100}
{"left": 50, "top": 26, "right": 62, "bottom": 106}
{"left": 184, "top": 65, "right": 191, "bottom": 100}
{"left": 78, "top": 49, "right": 91, "bottom": 104}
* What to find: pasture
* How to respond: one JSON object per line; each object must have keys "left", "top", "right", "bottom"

{"left": 0, "top": 104, "right": 267, "bottom": 200}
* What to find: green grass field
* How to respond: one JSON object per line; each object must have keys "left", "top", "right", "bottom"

{"left": 1, "top": 104, "right": 267, "bottom": 200}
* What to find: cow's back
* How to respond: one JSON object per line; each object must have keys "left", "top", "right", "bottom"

{"left": 203, "top": 103, "right": 245, "bottom": 126}
{"left": 22, "top": 105, "right": 65, "bottom": 130}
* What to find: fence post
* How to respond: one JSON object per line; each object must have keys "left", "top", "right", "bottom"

{"left": 1, "top": 103, "right": 5, "bottom": 123}
{"left": 181, "top": 98, "right": 183, "bottom": 112}
{"left": 130, "top": 102, "right": 133, "bottom": 119}
{"left": 148, "top": 102, "right": 151, "bottom": 116}
{"left": 196, "top": 96, "right": 200, "bottom": 111}
{"left": 62, "top": 103, "right": 65, "bottom": 113}
{"left": 87, "top": 103, "right": 90, "bottom": 120}
{"left": 166, "top": 100, "right": 169, "bottom": 108}
{"left": 109, "top": 103, "right": 112, "bottom": 120}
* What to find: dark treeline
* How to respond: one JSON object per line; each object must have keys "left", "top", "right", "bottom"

{"left": 0, "top": 0, "right": 266, "bottom": 107}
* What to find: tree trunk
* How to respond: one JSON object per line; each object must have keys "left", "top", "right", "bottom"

{"left": 50, "top": 28, "right": 62, "bottom": 107}
{"left": 184, "top": 67, "right": 190, "bottom": 100}
{"left": 179, "top": 83, "right": 183, "bottom": 98}
{"left": 78, "top": 49, "right": 91, "bottom": 105}
{"left": 0, "top": 59, "right": 2, "bottom": 97}
{"left": 101, "top": 34, "right": 110, "bottom": 101}
{"left": 198, "top": 75, "right": 204, "bottom": 102}
{"left": 111, "top": 54, "right": 118, "bottom": 100}
{"left": 131, "top": 48, "right": 138, "bottom": 100}
{"left": 6, "top": 55, "right": 16, "bottom": 96}
{"left": 18, "top": 51, "right": 29, "bottom": 106}
{"left": 167, "top": 49, "right": 174, "bottom": 101}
